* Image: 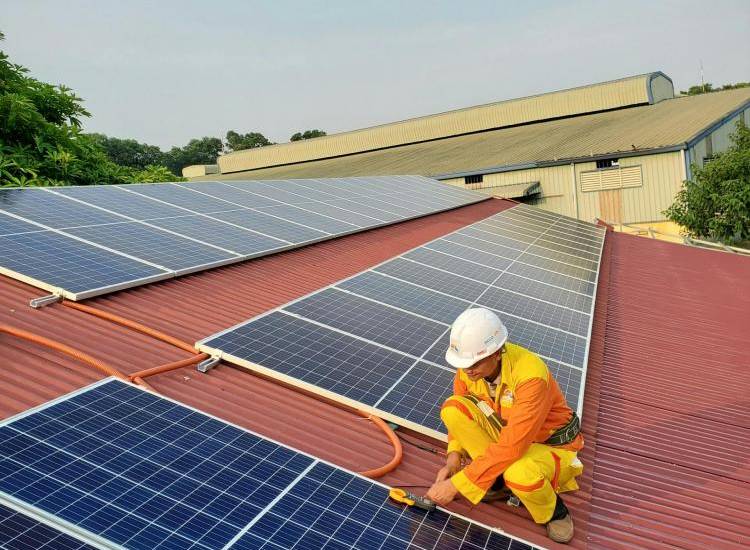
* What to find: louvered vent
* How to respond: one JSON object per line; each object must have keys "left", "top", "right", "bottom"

{"left": 580, "top": 165, "right": 643, "bottom": 192}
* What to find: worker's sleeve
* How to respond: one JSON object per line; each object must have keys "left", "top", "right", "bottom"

{"left": 446, "top": 371, "right": 469, "bottom": 456}
{"left": 450, "top": 377, "right": 552, "bottom": 503}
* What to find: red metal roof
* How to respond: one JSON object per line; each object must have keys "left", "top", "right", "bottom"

{"left": 1, "top": 198, "right": 748, "bottom": 549}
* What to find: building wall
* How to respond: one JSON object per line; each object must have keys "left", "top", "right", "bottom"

{"left": 442, "top": 164, "right": 575, "bottom": 217}
{"left": 219, "top": 74, "right": 661, "bottom": 174}
{"left": 688, "top": 107, "right": 748, "bottom": 167}
{"left": 444, "top": 151, "right": 684, "bottom": 224}
{"left": 181, "top": 164, "right": 219, "bottom": 178}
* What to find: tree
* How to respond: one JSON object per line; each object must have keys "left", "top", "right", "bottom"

{"left": 0, "top": 30, "right": 177, "bottom": 185}
{"left": 225, "top": 130, "right": 273, "bottom": 152}
{"left": 664, "top": 121, "right": 750, "bottom": 245}
{"left": 680, "top": 82, "right": 749, "bottom": 96}
{"left": 290, "top": 129, "right": 327, "bottom": 141}
{"left": 89, "top": 133, "right": 165, "bottom": 170}
{"left": 163, "top": 137, "right": 223, "bottom": 175}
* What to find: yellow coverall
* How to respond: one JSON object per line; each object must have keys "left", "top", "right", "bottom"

{"left": 442, "top": 343, "right": 584, "bottom": 523}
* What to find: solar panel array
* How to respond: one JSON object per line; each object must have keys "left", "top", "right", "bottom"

{"left": 0, "top": 176, "right": 486, "bottom": 300}
{"left": 0, "top": 379, "right": 539, "bottom": 550}
{"left": 199, "top": 204, "right": 605, "bottom": 439}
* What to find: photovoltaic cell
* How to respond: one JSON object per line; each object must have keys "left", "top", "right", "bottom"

{"left": 425, "top": 239, "right": 516, "bottom": 271}
{"left": 457, "top": 227, "right": 528, "bottom": 252}
{"left": 403, "top": 247, "right": 503, "bottom": 284}
{"left": 546, "top": 360, "right": 583, "bottom": 408}
{"left": 51, "top": 185, "right": 186, "bottom": 220}
{"left": 536, "top": 233, "right": 601, "bottom": 255}
{"left": 206, "top": 312, "right": 412, "bottom": 405}
{"left": 524, "top": 244, "right": 599, "bottom": 271}
{"left": 210, "top": 209, "right": 329, "bottom": 243}
{"left": 256, "top": 205, "right": 359, "bottom": 234}
{"left": 500, "top": 313, "right": 587, "bottom": 368}
{"left": 376, "top": 362, "right": 454, "bottom": 433}
{"left": 477, "top": 286, "right": 590, "bottom": 336}
{"left": 492, "top": 273, "right": 592, "bottom": 313}
{"left": 0, "top": 503, "right": 95, "bottom": 550}
{"left": 122, "top": 183, "right": 238, "bottom": 213}
{"left": 291, "top": 201, "right": 386, "bottom": 226}
{"left": 0, "top": 213, "right": 43, "bottom": 237}
{"left": 516, "top": 253, "right": 597, "bottom": 282}
{"left": 182, "top": 182, "right": 284, "bottom": 208}
{"left": 65, "top": 222, "right": 236, "bottom": 271}
{"left": 0, "top": 189, "right": 124, "bottom": 229}
{"left": 1, "top": 381, "right": 539, "bottom": 549}
{"left": 374, "top": 257, "right": 489, "bottom": 302}
{"left": 284, "top": 288, "right": 447, "bottom": 357}
{"left": 443, "top": 233, "right": 523, "bottom": 261}
{"left": 317, "top": 198, "right": 403, "bottom": 222}
{"left": 145, "top": 215, "right": 287, "bottom": 255}
{"left": 338, "top": 271, "right": 469, "bottom": 325}
{"left": 0, "top": 230, "right": 166, "bottom": 295}
{"left": 508, "top": 262, "right": 596, "bottom": 295}
{"left": 474, "top": 220, "right": 542, "bottom": 243}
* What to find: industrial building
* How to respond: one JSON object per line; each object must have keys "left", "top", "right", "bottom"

{"left": 188, "top": 72, "right": 750, "bottom": 226}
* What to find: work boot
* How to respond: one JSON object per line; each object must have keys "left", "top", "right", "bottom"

{"left": 546, "top": 496, "right": 574, "bottom": 544}
{"left": 481, "top": 476, "right": 511, "bottom": 502}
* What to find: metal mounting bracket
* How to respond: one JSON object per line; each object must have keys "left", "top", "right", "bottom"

{"left": 196, "top": 356, "right": 221, "bottom": 373}
{"left": 29, "top": 294, "right": 62, "bottom": 309}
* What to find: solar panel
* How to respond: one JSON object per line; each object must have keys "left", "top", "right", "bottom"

{"left": 199, "top": 204, "right": 605, "bottom": 439}
{"left": 0, "top": 379, "right": 540, "bottom": 550}
{"left": 0, "top": 502, "right": 97, "bottom": 550}
{"left": 0, "top": 176, "right": 486, "bottom": 300}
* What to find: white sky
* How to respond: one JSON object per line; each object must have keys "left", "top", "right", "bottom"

{"left": 3, "top": 0, "right": 749, "bottom": 149}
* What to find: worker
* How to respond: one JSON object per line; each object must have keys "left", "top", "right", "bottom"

{"left": 426, "top": 308, "right": 584, "bottom": 544}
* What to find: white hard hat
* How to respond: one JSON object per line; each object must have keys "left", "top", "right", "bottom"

{"left": 445, "top": 308, "right": 508, "bottom": 370}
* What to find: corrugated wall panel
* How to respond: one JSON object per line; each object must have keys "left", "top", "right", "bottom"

{"left": 576, "top": 152, "right": 683, "bottom": 223}
{"left": 442, "top": 165, "right": 575, "bottom": 217}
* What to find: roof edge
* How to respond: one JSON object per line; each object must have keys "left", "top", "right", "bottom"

{"left": 432, "top": 145, "right": 685, "bottom": 180}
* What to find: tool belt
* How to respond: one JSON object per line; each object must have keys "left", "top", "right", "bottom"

{"left": 545, "top": 413, "right": 581, "bottom": 446}
{"left": 463, "top": 394, "right": 504, "bottom": 433}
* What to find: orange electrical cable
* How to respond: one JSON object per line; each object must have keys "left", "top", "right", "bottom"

{"left": 356, "top": 411, "right": 403, "bottom": 478}
{"left": 61, "top": 300, "right": 199, "bottom": 355}
{"left": 0, "top": 324, "right": 130, "bottom": 382}
{"left": 128, "top": 353, "right": 208, "bottom": 381}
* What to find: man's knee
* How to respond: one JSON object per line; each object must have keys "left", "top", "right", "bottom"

{"left": 504, "top": 455, "right": 545, "bottom": 493}
{"left": 440, "top": 396, "right": 475, "bottom": 430}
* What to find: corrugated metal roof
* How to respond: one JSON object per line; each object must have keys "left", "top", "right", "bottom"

{"left": 218, "top": 73, "right": 667, "bottom": 174}
{"left": 1, "top": 198, "right": 748, "bottom": 549}
{"left": 202, "top": 89, "right": 750, "bottom": 181}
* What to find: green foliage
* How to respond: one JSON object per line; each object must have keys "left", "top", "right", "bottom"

{"left": 664, "top": 121, "right": 750, "bottom": 244}
{"left": 680, "top": 82, "right": 750, "bottom": 96}
{"left": 163, "top": 137, "right": 223, "bottom": 175}
{"left": 290, "top": 129, "right": 327, "bottom": 141}
{"left": 225, "top": 130, "right": 273, "bottom": 152}
{"left": 89, "top": 133, "right": 165, "bottom": 170}
{"left": 0, "top": 31, "right": 180, "bottom": 186}
{"left": 130, "top": 165, "right": 178, "bottom": 183}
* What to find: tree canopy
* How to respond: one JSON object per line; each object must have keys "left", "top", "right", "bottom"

{"left": 290, "top": 129, "right": 327, "bottom": 141}
{"left": 225, "top": 130, "right": 274, "bottom": 152}
{"left": 679, "top": 82, "right": 750, "bottom": 96}
{"left": 0, "top": 30, "right": 178, "bottom": 185}
{"left": 664, "top": 121, "right": 750, "bottom": 245}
